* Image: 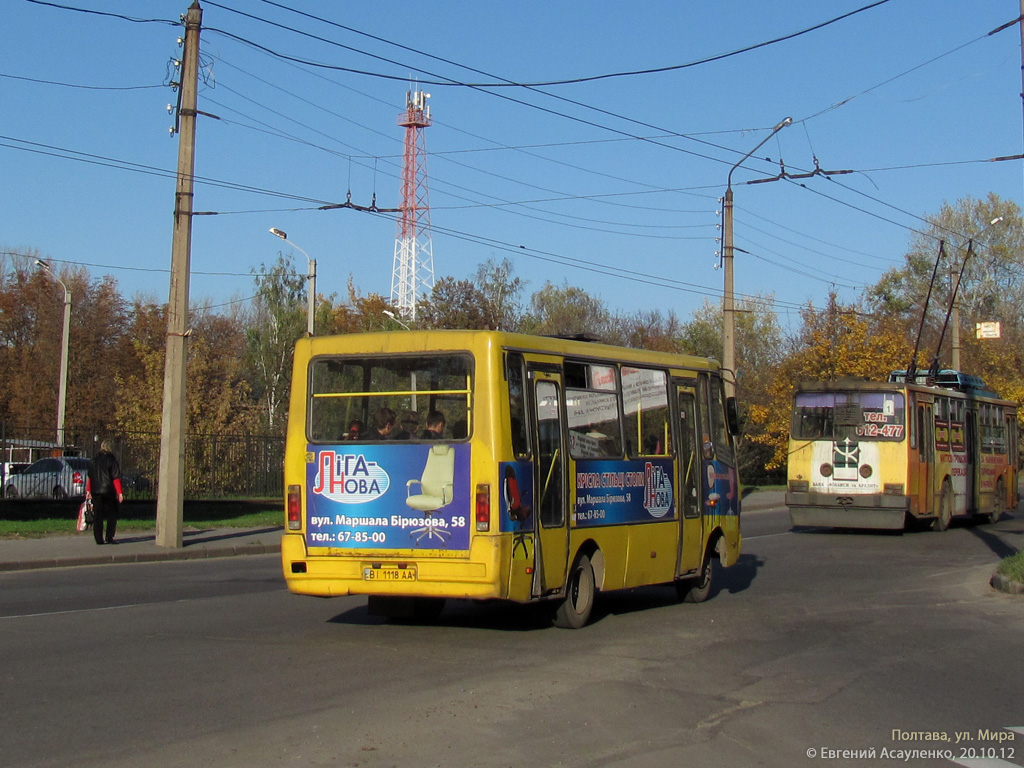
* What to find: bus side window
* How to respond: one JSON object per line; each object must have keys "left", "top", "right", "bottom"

{"left": 507, "top": 352, "right": 530, "bottom": 458}
{"left": 707, "top": 375, "right": 734, "bottom": 465}
{"left": 697, "top": 376, "right": 713, "bottom": 459}
{"left": 622, "top": 367, "right": 670, "bottom": 457}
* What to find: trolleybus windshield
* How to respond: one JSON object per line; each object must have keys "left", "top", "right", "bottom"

{"left": 792, "top": 391, "right": 906, "bottom": 442}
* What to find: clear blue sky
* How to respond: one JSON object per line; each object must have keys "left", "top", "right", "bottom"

{"left": 3, "top": 0, "right": 1021, "bottom": 332}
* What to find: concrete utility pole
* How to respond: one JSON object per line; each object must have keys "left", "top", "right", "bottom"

{"left": 156, "top": 1, "right": 202, "bottom": 549}
{"left": 721, "top": 117, "right": 791, "bottom": 399}
{"left": 35, "top": 260, "right": 71, "bottom": 447}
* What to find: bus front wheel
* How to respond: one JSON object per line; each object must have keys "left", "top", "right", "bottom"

{"left": 553, "top": 553, "right": 595, "bottom": 629}
{"left": 676, "top": 553, "right": 714, "bottom": 603}
{"left": 932, "top": 481, "right": 953, "bottom": 532}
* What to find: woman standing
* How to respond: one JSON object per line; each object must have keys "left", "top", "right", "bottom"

{"left": 86, "top": 439, "right": 124, "bottom": 545}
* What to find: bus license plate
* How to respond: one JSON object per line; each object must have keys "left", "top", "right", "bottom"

{"left": 363, "top": 566, "right": 416, "bottom": 582}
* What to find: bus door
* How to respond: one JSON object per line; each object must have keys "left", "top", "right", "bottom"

{"left": 965, "top": 409, "right": 977, "bottom": 511}
{"left": 530, "top": 372, "right": 568, "bottom": 597}
{"left": 675, "top": 384, "right": 703, "bottom": 576}
{"left": 916, "top": 401, "right": 933, "bottom": 514}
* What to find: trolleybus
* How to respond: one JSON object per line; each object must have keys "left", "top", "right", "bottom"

{"left": 281, "top": 330, "right": 742, "bottom": 627}
{"left": 786, "top": 370, "right": 1018, "bottom": 531}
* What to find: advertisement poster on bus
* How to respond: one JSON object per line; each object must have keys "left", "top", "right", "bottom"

{"left": 498, "top": 461, "right": 535, "bottom": 534}
{"left": 305, "top": 443, "right": 471, "bottom": 550}
{"left": 573, "top": 458, "right": 675, "bottom": 526}
{"left": 705, "top": 456, "right": 740, "bottom": 516}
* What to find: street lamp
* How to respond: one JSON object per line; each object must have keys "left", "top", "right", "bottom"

{"left": 35, "top": 260, "right": 71, "bottom": 447}
{"left": 721, "top": 116, "right": 792, "bottom": 398}
{"left": 950, "top": 215, "right": 1003, "bottom": 371}
{"left": 382, "top": 309, "right": 411, "bottom": 330}
{"left": 269, "top": 228, "right": 316, "bottom": 337}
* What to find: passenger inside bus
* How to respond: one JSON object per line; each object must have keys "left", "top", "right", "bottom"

{"left": 420, "top": 410, "right": 446, "bottom": 440}
{"left": 395, "top": 411, "right": 419, "bottom": 440}
{"left": 373, "top": 408, "right": 397, "bottom": 439}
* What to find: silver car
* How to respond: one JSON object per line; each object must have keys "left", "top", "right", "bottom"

{"left": 3, "top": 457, "right": 90, "bottom": 500}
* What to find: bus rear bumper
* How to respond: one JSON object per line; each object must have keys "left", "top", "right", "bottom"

{"left": 280, "top": 533, "right": 503, "bottom": 600}
{"left": 786, "top": 491, "right": 909, "bottom": 530}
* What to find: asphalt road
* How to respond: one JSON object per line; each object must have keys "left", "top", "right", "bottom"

{"left": 1, "top": 500, "right": 1021, "bottom": 768}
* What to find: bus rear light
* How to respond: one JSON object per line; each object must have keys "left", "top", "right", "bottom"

{"left": 859, "top": 464, "right": 873, "bottom": 478}
{"left": 287, "top": 484, "right": 302, "bottom": 530}
{"left": 820, "top": 463, "right": 833, "bottom": 477}
{"left": 475, "top": 483, "right": 490, "bottom": 531}
{"left": 884, "top": 484, "right": 904, "bottom": 495}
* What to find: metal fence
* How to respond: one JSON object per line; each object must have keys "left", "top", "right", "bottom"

{"left": 1, "top": 422, "right": 284, "bottom": 500}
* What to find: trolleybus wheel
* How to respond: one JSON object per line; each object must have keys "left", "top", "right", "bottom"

{"left": 985, "top": 480, "right": 1005, "bottom": 525}
{"left": 676, "top": 552, "right": 714, "bottom": 603}
{"left": 553, "top": 553, "right": 595, "bottom": 629}
{"left": 932, "top": 481, "right": 953, "bottom": 532}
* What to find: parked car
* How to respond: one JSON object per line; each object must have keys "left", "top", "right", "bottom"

{"left": 3, "top": 457, "right": 91, "bottom": 500}
{"left": 1, "top": 462, "right": 29, "bottom": 494}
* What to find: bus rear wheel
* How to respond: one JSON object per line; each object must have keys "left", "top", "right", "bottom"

{"left": 553, "top": 553, "right": 595, "bottom": 629}
{"left": 676, "top": 553, "right": 714, "bottom": 603}
{"left": 985, "top": 480, "right": 1005, "bottom": 524}
{"left": 932, "top": 481, "right": 953, "bottom": 532}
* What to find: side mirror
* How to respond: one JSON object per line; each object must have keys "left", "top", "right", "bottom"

{"left": 726, "top": 397, "right": 741, "bottom": 436}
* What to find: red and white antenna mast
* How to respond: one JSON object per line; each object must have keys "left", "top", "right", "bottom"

{"left": 391, "top": 89, "right": 434, "bottom": 320}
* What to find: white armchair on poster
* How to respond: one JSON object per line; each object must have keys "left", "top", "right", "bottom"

{"left": 407, "top": 444, "right": 455, "bottom": 542}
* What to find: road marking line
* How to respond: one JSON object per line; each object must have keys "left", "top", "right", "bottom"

{"left": 743, "top": 531, "right": 794, "bottom": 540}
{"left": 0, "top": 600, "right": 184, "bottom": 620}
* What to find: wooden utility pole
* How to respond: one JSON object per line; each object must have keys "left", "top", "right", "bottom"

{"left": 156, "top": 1, "right": 202, "bottom": 548}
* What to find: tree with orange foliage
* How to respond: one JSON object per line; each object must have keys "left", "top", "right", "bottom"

{"left": 747, "top": 293, "right": 912, "bottom": 470}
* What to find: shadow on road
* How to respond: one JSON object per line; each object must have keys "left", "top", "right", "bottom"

{"left": 324, "top": 552, "right": 768, "bottom": 631}
{"left": 965, "top": 511, "right": 1021, "bottom": 560}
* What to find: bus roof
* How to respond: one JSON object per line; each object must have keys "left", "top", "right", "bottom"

{"left": 794, "top": 374, "right": 1014, "bottom": 406}
{"left": 298, "top": 329, "right": 723, "bottom": 373}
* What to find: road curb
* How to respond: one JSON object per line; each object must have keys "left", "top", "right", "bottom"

{"left": 990, "top": 571, "right": 1024, "bottom": 595}
{"left": 0, "top": 542, "right": 281, "bottom": 573}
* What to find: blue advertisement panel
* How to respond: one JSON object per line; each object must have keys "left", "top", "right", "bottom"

{"left": 573, "top": 458, "right": 676, "bottom": 527}
{"left": 498, "top": 461, "right": 535, "bottom": 534}
{"left": 704, "top": 457, "right": 739, "bottom": 516}
{"left": 305, "top": 443, "right": 471, "bottom": 550}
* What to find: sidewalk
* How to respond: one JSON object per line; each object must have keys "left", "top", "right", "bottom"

{"left": 0, "top": 526, "right": 284, "bottom": 572}
{"left": 740, "top": 488, "right": 785, "bottom": 512}
{"left": 1, "top": 491, "right": 786, "bottom": 573}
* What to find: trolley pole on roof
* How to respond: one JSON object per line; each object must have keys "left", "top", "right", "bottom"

{"left": 156, "top": 1, "right": 202, "bottom": 549}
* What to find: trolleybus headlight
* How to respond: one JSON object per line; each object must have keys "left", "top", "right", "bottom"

{"left": 859, "top": 464, "right": 872, "bottom": 478}
{"left": 820, "top": 463, "right": 833, "bottom": 477}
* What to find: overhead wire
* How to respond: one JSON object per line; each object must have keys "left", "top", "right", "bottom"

{"left": 0, "top": 72, "right": 164, "bottom": 90}
{"left": 12, "top": 0, "right": 1017, "bottom": 317}
{"left": 252, "top": 0, "right": 894, "bottom": 88}
{"left": 201, "top": 0, "right": 1008, "bottom": 256}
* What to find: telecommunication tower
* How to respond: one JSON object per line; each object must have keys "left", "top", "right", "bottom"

{"left": 391, "top": 89, "right": 434, "bottom": 320}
